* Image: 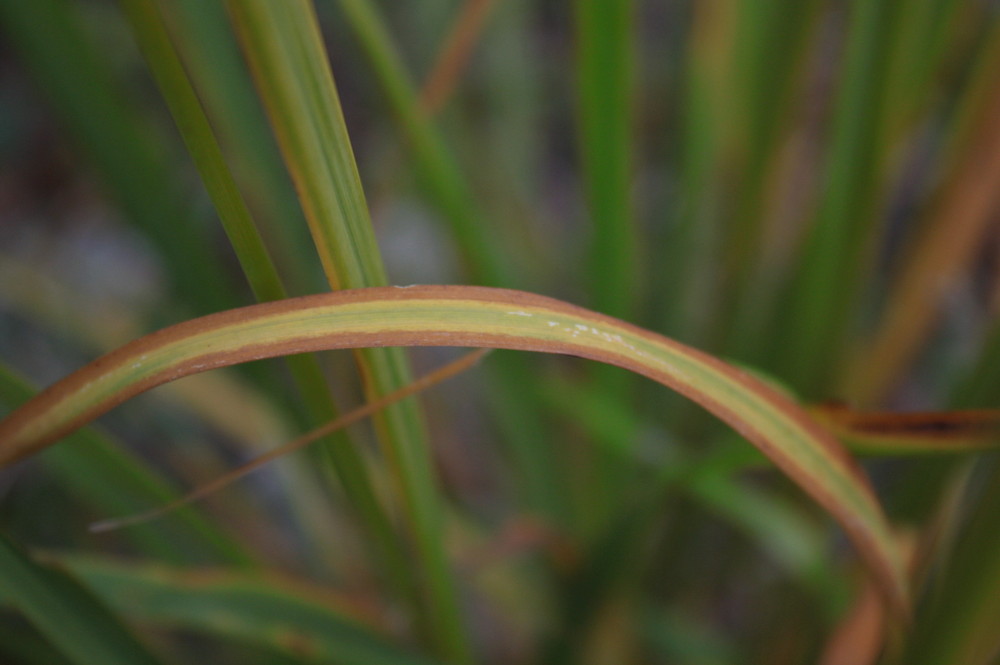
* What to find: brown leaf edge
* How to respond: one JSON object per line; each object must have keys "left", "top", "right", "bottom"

{"left": 0, "top": 285, "right": 910, "bottom": 621}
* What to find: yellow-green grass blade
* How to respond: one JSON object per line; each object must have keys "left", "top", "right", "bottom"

{"left": 52, "top": 557, "right": 445, "bottom": 665}
{"left": 226, "top": 0, "right": 384, "bottom": 290}
{"left": 0, "top": 285, "right": 909, "bottom": 621}
{"left": 0, "top": 365, "right": 252, "bottom": 566}
{"left": 120, "top": 0, "right": 403, "bottom": 597}
{"left": 227, "top": 3, "right": 473, "bottom": 658}
{"left": 0, "top": 534, "right": 164, "bottom": 665}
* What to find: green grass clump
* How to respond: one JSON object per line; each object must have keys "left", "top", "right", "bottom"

{"left": 1, "top": 1, "right": 999, "bottom": 663}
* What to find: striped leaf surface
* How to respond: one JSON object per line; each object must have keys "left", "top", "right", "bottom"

{"left": 0, "top": 285, "right": 908, "bottom": 618}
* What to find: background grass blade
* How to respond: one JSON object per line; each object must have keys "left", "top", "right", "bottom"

{"left": 119, "top": 0, "right": 285, "bottom": 305}
{"left": 718, "top": 0, "right": 819, "bottom": 365}
{"left": 904, "top": 458, "right": 1000, "bottom": 665}
{"left": 0, "top": 285, "right": 909, "bottom": 619}
{"left": 774, "top": 0, "right": 896, "bottom": 396}
{"left": 419, "top": 0, "right": 499, "bottom": 115}
{"left": 572, "top": 0, "right": 639, "bottom": 533}
{"left": 122, "top": 0, "right": 407, "bottom": 601}
{"left": 58, "top": 556, "right": 445, "bottom": 665}
{"left": 225, "top": 3, "right": 468, "bottom": 659}
{"left": 0, "top": 365, "right": 252, "bottom": 566}
{"left": 336, "top": 0, "right": 512, "bottom": 287}
{"left": 846, "top": 24, "right": 1000, "bottom": 404}
{"left": 574, "top": 0, "right": 636, "bottom": 321}
{"left": 657, "top": 0, "right": 733, "bottom": 345}
{"left": 0, "top": 0, "right": 235, "bottom": 317}
{"left": 164, "top": 0, "right": 319, "bottom": 294}
{"left": 0, "top": 534, "right": 164, "bottom": 665}
{"left": 338, "top": 0, "right": 571, "bottom": 528}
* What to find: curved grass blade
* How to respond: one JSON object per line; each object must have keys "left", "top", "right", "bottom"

{"left": 0, "top": 534, "right": 164, "bottom": 665}
{"left": 0, "top": 285, "right": 909, "bottom": 619}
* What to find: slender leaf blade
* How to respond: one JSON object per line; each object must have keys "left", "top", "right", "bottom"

{"left": 0, "top": 285, "right": 909, "bottom": 618}
{"left": 61, "top": 557, "right": 444, "bottom": 665}
{"left": 228, "top": 4, "right": 470, "bottom": 658}
{"left": 0, "top": 534, "right": 164, "bottom": 665}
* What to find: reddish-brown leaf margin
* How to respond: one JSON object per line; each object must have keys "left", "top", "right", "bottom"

{"left": 0, "top": 285, "right": 909, "bottom": 620}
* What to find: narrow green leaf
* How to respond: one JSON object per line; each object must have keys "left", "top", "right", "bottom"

{"left": 165, "top": 0, "right": 320, "bottom": 294}
{"left": 719, "top": 0, "right": 819, "bottom": 365}
{"left": 0, "top": 285, "right": 910, "bottom": 620}
{"left": 657, "top": 0, "right": 733, "bottom": 348}
{"left": 226, "top": 3, "right": 469, "bottom": 659}
{"left": 60, "top": 557, "right": 445, "bottom": 665}
{"left": 336, "top": 0, "right": 571, "bottom": 528}
{"left": 336, "top": 0, "right": 512, "bottom": 287}
{"left": 120, "top": 0, "right": 403, "bottom": 596}
{"left": 574, "top": 0, "right": 636, "bottom": 320}
{"left": 774, "top": 0, "right": 896, "bottom": 396}
{"left": 0, "top": 534, "right": 164, "bottom": 665}
{"left": 572, "top": 0, "right": 639, "bottom": 528}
